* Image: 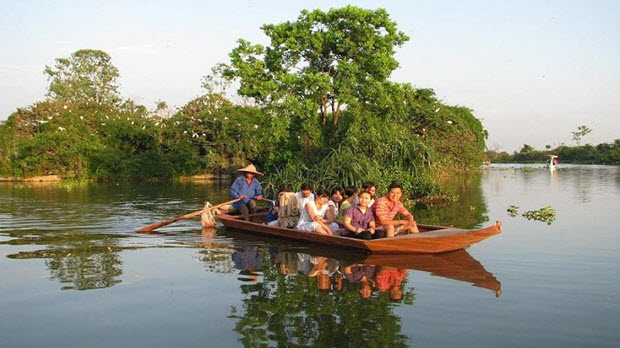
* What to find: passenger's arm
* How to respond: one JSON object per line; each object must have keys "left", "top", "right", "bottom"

{"left": 344, "top": 216, "right": 361, "bottom": 234}
{"left": 255, "top": 182, "right": 263, "bottom": 200}
{"left": 306, "top": 203, "right": 317, "bottom": 221}
{"left": 379, "top": 215, "right": 403, "bottom": 226}
{"left": 326, "top": 206, "right": 336, "bottom": 223}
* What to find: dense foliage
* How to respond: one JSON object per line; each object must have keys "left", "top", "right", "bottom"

{"left": 224, "top": 6, "right": 487, "bottom": 196}
{"left": 0, "top": 6, "right": 490, "bottom": 199}
{"left": 0, "top": 97, "right": 278, "bottom": 180}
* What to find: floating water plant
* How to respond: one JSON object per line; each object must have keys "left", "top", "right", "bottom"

{"left": 522, "top": 206, "right": 557, "bottom": 225}
{"left": 507, "top": 205, "right": 519, "bottom": 217}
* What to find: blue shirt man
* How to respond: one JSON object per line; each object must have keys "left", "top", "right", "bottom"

{"left": 230, "top": 164, "right": 263, "bottom": 220}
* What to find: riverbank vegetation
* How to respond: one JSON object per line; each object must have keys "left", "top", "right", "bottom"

{"left": 486, "top": 141, "right": 620, "bottom": 165}
{"left": 0, "top": 6, "right": 488, "bottom": 198}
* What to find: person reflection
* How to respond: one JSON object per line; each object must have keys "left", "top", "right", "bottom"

{"left": 299, "top": 255, "right": 332, "bottom": 291}
{"left": 272, "top": 251, "right": 345, "bottom": 293}
{"left": 273, "top": 251, "right": 300, "bottom": 275}
{"left": 376, "top": 266, "right": 407, "bottom": 302}
{"left": 344, "top": 264, "right": 376, "bottom": 299}
{"left": 232, "top": 246, "right": 263, "bottom": 282}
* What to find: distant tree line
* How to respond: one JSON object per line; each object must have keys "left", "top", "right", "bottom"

{"left": 0, "top": 7, "right": 489, "bottom": 198}
{"left": 486, "top": 141, "right": 620, "bottom": 165}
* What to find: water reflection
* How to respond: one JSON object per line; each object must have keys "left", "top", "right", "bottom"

{"left": 209, "top": 231, "right": 501, "bottom": 346}
{"left": 226, "top": 248, "right": 412, "bottom": 347}
{"left": 413, "top": 171, "right": 489, "bottom": 228}
{"left": 0, "top": 230, "right": 130, "bottom": 290}
{"left": 0, "top": 181, "right": 230, "bottom": 233}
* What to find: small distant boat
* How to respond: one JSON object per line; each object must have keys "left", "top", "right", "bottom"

{"left": 546, "top": 155, "right": 559, "bottom": 170}
{"left": 218, "top": 212, "right": 502, "bottom": 254}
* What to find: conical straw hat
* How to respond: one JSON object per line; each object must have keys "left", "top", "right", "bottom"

{"left": 237, "top": 164, "right": 263, "bottom": 176}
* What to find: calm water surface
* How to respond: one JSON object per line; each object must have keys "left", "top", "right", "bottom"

{"left": 1, "top": 164, "right": 618, "bottom": 347}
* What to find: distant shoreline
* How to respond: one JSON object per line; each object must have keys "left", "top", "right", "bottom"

{"left": 0, "top": 173, "right": 232, "bottom": 183}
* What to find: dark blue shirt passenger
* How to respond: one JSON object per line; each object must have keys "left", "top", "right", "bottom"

{"left": 230, "top": 175, "right": 263, "bottom": 208}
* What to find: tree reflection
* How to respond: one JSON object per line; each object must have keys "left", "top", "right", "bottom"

{"left": 1, "top": 230, "right": 128, "bottom": 290}
{"left": 228, "top": 248, "right": 411, "bottom": 347}
{"left": 207, "top": 234, "right": 502, "bottom": 347}
{"left": 413, "top": 171, "right": 489, "bottom": 228}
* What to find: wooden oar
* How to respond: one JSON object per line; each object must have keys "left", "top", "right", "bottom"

{"left": 137, "top": 198, "right": 241, "bottom": 233}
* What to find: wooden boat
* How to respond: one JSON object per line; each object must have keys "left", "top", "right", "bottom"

{"left": 218, "top": 212, "right": 501, "bottom": 254}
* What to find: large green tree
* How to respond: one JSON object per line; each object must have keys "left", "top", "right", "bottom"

{"left": 44, "top": 49, "right": 121, "bottom": 105}
{"left": 225, "top": 6, "right": 409, "bottom": 127}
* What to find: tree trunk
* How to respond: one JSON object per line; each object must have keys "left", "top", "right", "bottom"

{"left": 321, "top": 97, "right": 327, "bottom": 126}
{"left": 332, "top": 101, "right": 340, "bottom": 126}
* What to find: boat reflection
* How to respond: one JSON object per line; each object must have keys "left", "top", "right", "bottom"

{"left": 219, "top": 231, "right": 501, "bottom": 347}
{"left": 220, "top": 229, "right": 501, "bottom": 298}
{"left": 362, "top": 251, "right": 502, "bottom": 296}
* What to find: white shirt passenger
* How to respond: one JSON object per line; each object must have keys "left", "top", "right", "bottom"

{"left": 295, "top": 191, "right": 315, "bottom": 210}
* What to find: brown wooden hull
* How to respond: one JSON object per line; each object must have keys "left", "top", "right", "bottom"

{"left": 218, "top": 213, "right": 501, "bottom": 254}
{"left": 362, "top": 250, "right": 501, "bottom": 295}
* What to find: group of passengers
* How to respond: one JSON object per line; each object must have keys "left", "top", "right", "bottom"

{"left": 229, "top": 164, "right": 419, "bottom": 239}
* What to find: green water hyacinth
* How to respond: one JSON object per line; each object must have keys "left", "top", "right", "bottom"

{"left": 522, "top": 206, "right": 557, "bottom": 225}
{"left": 507, "top": 205, "right": 519, "bottom": 217}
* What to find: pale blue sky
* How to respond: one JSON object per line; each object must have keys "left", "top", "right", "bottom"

{"left": 1, "top": 0, "right": 618, "bottom": 151}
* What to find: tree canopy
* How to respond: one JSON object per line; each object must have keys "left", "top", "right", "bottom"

{"left": 225, "top": 6, "right": 409, "bottom": 126}
{"left": 44, "top": 49, "right": 121, "bottom": 105}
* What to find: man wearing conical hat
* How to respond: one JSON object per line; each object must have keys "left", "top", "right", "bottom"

{"left": 230, "top": 164, "right": 264, "bottom": 221}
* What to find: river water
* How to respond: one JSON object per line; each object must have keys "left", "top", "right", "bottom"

{"left": 0, "top": 164, "right": 618, "bottom": 347}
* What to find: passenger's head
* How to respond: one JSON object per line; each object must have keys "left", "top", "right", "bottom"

{"left": 315, "top": 189, "right": 330, "bottom": 204}
{"left": 387, "top": 182, "right": 403, "bottom": 202}
{"left": 330, "top": 187, "right": 343, "bottom": 203}
{"left": 344, "top": 186, "right": 358, "bottom": 199}
{"left": 300, "top": 183, "right": 313, "bottom": 198}
{"left": 358, "top": 191, "right": 372, "bottom": 208}
{"left": 362, "top": 181, "right": 377, "bottom": 198}
{"left": 360, "top": 281, "right": 373, "bottom": 299}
